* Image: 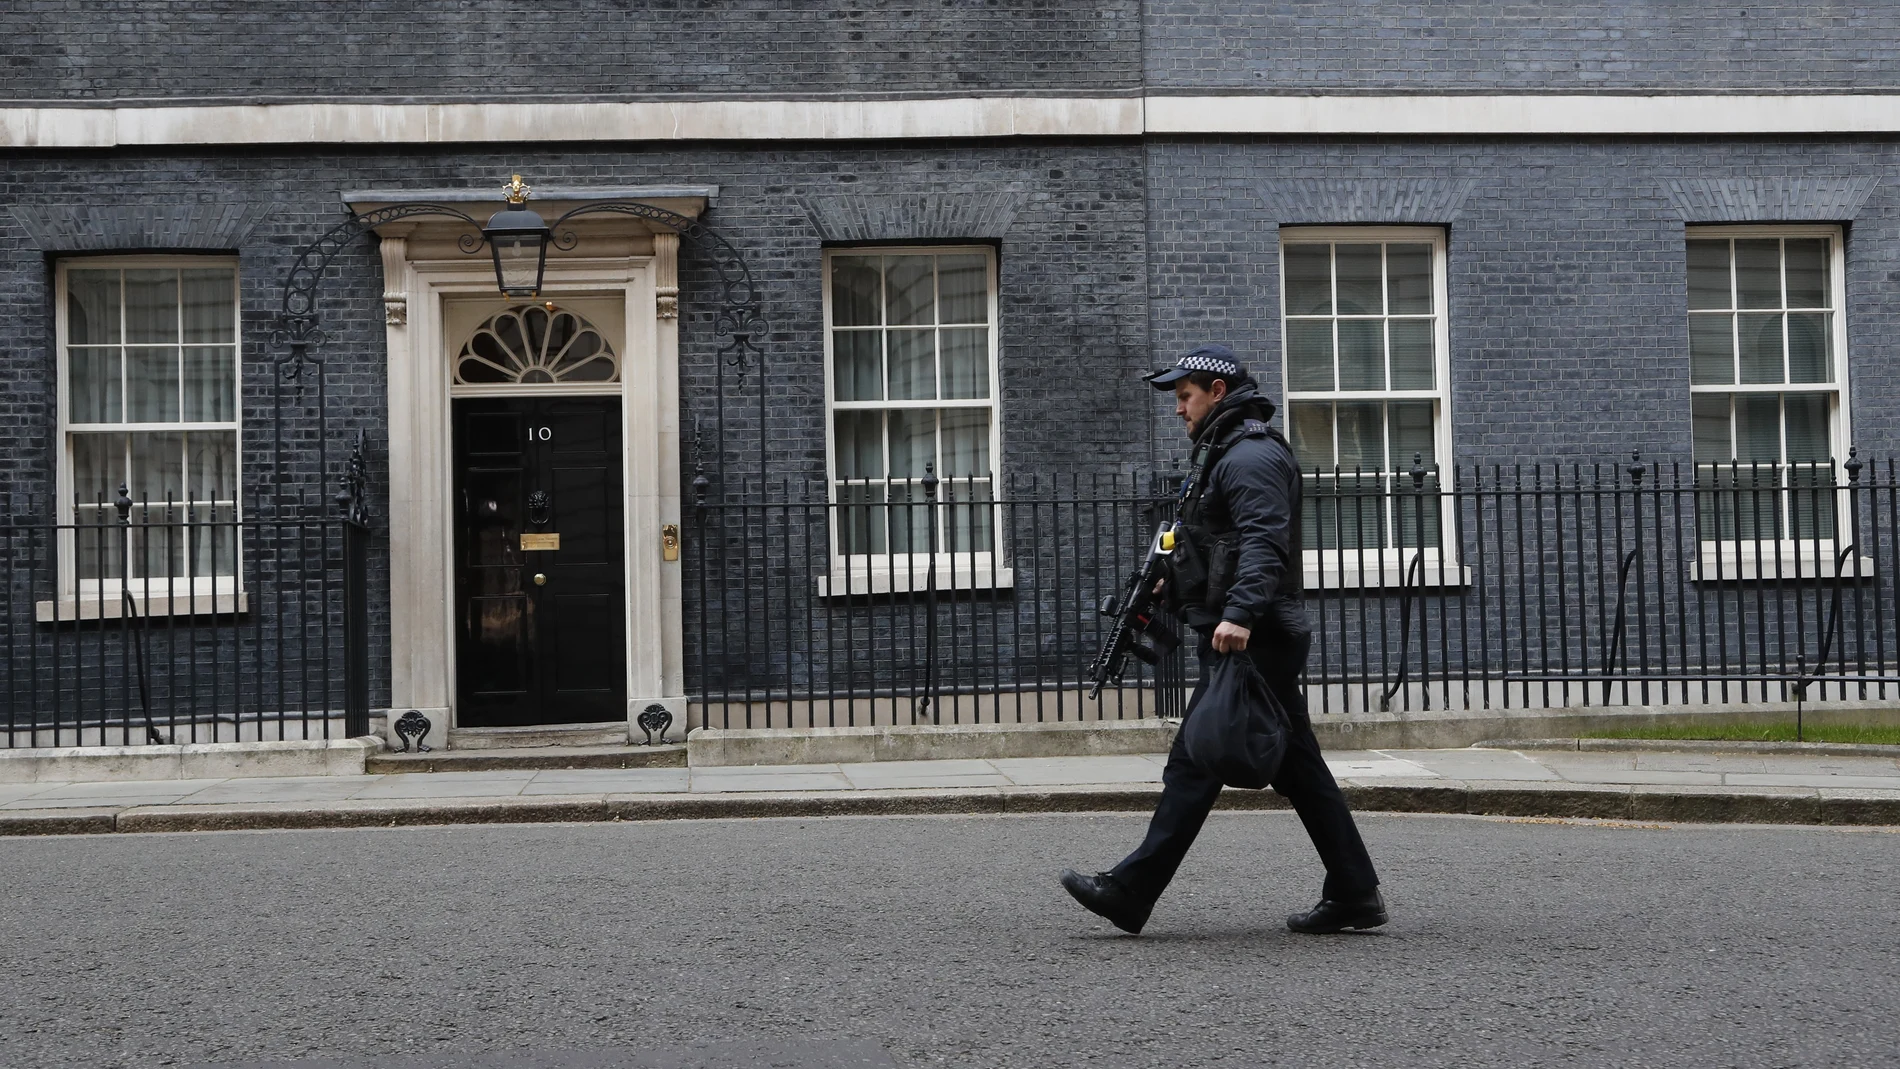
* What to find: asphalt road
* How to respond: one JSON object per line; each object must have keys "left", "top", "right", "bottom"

{"left": 2, "top": 812, "right": 1896, "bottom": 1069}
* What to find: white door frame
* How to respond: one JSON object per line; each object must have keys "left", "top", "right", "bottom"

{"left": 371, "top": 225, "right": 687, "bottom": 745}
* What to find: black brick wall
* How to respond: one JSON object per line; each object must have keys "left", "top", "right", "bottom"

{"left": 1, "top": 0, "right": 1142, "bottom": 101}
{"left": 1145, "top": 138, "right": 1900, "bottom": 469}
{"left": 0, "top": 141, "right": 1153, "bottom": 709}
{"left": 1145, "top": 2, "right": 1900, "bottom": 92}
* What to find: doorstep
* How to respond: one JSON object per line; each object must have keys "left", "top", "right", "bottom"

{"left": 368, "top": 742, "right": 687, "bottom": 774}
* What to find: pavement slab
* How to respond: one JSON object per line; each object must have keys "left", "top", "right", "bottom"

{"left": 689, "top": 771, "right": 855, "bottom": 793}
{"left": 176, "top": 776, "right": 382, "bottom": 804}
{"left": 521, "top": 769, "right": 690, "bottom": 795}
{"left": 838, "top": 768, "right": 1011, "bottom": 790}
{"left": 1636, "top": 752, "right": 1900, "bottom": 775}
{"left": 347, "top": 772, "right": 537, "bottom": 799}
{"left": 989, "top": 756, "right": 1166, "bottom": 785}
{"left": 1383, "top": 748, "right": 1562, "bottom": 779}
{"left": 1325, "top": 753, "right": 1439, "bottom": 779}
{"left": 0, "top": 784, "right": 62, "bottom": 805}
{"left": 0, "top": 779, "right": 227, "bottom": 809}
{"left": 835, "top": 759, "right": 1011, "bottom": 791}
{"left": 1535, "top": 752, "right": 1642, "bottom": 773}
{"left": 1558, "top": 768, "right": 1726, "bottom": 786}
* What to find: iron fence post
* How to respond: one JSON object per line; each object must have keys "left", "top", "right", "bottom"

{"left": 336, "top": 434, "right": 372, "bottom": 739}
{"left": 1379, "top": 453, "right": 1429, "bottom": 712}
{"left": 115, "top": 485, "right": 162, "bottom": 746}
{"left": 920, "top": 462, "right": 941, "bottom": 725}
{"left": 340, "top": 522, "right": 369, "bottom": 739}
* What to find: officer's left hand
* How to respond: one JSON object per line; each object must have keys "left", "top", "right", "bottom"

{"left": 1211, "top": 621, "right": 1251, "bottom": 654}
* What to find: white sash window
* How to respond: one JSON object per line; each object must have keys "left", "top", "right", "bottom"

{"left": 53, "top": 258, "right": 242, "bottom": 616}
{"left": 1280, "top": 227, "right": 1457, "bottom": 588}
{"left": 822, "top": 247, "right": 1005, "bottom": 593}
{"left": 1686, "top": 226, "right": 1854, "bottom": 579}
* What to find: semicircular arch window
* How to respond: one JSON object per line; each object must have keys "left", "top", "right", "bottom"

{"left": 454, "top": 305, "right": 619, "bottom": 386}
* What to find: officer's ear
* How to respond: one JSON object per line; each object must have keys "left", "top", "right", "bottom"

{"left": 1206, "top": 377, "right": 1228, "bottom": 404}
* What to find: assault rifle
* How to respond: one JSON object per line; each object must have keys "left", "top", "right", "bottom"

{"left": 1087, "top": 522, "right": 1183, "bottom": 699}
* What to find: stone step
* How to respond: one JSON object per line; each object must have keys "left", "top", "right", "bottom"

{"left": 444, "top": 722, "right": 640, "bottom": 750}
{"left": 367, "top": 743, "right": 686, "bottom": 774}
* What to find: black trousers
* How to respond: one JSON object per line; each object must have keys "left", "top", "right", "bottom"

{"left": 1108, "top": 629, "right": 1380, "bottom": 903}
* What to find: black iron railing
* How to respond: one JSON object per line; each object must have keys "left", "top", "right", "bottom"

{"left": 686, "top": 472, "right": 1191, "bottom": 729}
{"left": 0, "top": 489, "right": 370, "bottom": 747}
{"left": 685, "top": 456, "right": 1900, "bottom": 728}
{"left": 1304, "top": 452, "right": 1900, "bottom": 717}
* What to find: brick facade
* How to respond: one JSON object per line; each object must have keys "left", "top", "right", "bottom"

{"left": 1144, "top": 2, "right": 1900, "bottom": 91}
{"left": 1147, "top": 138, "right": 1900, "bottom": 468}
{"left": 5, "top": 3, "right": 1897, "bottom": 721}
{"left": 1, "top": 0, "right": 1142, "bottom": 101}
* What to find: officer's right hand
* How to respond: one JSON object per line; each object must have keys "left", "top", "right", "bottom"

{"left": 1211, "top": 621, "right": 1251, "bottom": 654}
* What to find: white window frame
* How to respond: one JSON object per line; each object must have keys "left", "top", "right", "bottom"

{"left": 1279, "top": 226, "right": 1466, "bottom": 590}
{"left": 46, "top": 255, "right": 246, "bottom": 619}
{"left": 1684, "top": 224, "right": 1863, "bottom": 581}
{"left": 820, "top": 245, "right": 1010, "bottom": 595}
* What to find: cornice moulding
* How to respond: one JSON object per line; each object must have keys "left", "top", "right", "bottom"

{"left": 4, "top": 95, "right": 1900, "bottom": 148}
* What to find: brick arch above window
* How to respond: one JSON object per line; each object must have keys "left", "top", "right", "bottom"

{"left": 6, "top": 202, "right": 274, "bottom": 253}
{"left": 797, "top": 191, "right": 1026, "bottom": 243}
{"left": 1664, "top": 178, "right": 1880, "bottom": 223}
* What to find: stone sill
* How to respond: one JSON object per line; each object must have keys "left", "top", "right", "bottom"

{"left": 817, "top": 566, "right": 1015, "bottom": 598}
{"left": 1692, "top": 547, "right": 1878, "bottom": 583}
{"left": 35, "top": 591, "right": 248, "bottom": 623}
{"left": 1305, "top": 562, "right": 1473, "bottom": 592}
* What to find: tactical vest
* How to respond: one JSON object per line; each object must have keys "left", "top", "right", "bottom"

{"left": 1166, "top": 414, "right": 1300, "bottom": 627}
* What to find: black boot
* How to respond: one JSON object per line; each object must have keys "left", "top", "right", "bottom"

{"left": 1059, "top": 869, "right": 1153, "bottom": 935}
{"left": 1287, "top": 891, "right": 1388, "bottom": 934}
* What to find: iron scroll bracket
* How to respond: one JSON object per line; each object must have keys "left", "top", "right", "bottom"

{"left": 1378, "top": 453, "right": 1434, "bottom": 713}
{"left": 542, "top": 201, "right": 767, "bottom": 386}
{"left": 271, "top": 203, "right": 488, "bottom": 385}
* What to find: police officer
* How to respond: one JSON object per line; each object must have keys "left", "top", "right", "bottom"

{"left": 1060, "top": 344, "right": 1386, "bottom": 935}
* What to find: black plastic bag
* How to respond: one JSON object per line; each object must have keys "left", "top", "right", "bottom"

{"left": 1180, "top": 651, "right": 1289, "bottom": 789}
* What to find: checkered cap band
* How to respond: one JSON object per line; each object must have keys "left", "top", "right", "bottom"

{"left": 1176, "top": 353, "right": 1240, "bottom": 376}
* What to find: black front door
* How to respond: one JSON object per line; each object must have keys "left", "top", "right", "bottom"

{"left": 452, "top": 397, "right": 626, "bottom": 726}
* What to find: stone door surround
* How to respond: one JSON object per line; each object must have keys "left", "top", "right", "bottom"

{"left": 350, "top": 186, "right": 713, "bottom": 745}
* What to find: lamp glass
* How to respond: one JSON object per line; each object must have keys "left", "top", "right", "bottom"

{"left": 491, "top": 232, "right": 548, "bottom": 297}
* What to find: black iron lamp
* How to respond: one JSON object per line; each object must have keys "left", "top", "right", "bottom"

{"left": 483, "top": 175, "right": 552, "bottom": 297}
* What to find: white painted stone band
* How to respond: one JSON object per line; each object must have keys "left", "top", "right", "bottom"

{"left": 1146, "top": 94, "right": 1900, "bottom": 136}
{"left": 0, "top": 97, "right": 1144, "bottom": 148}
{"left": 4, "top": 94, "right": 1900, "bottom": 148}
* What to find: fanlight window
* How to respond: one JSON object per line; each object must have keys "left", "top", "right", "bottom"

{"left": 455, "top": 305, "right": 618, "bottom": 385}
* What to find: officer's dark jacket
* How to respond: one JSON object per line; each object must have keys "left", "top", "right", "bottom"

{"left": 1182, "top": 388, "right": 1308, "bottom": 638}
